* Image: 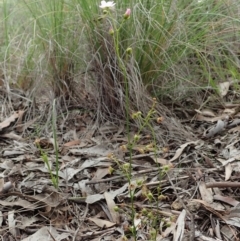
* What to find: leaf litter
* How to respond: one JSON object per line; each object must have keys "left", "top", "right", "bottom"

{"left": 2, "top": 85, "right": 240, "bottom": 240}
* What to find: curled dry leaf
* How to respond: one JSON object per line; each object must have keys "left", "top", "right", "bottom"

{"left": 195, "top": 109, "right": 216, "bottom": 117}
{"left": 21, "top": 226, "right": 70, "bottom": 241}
{"left": 8, "top": 211, "right": 17, "bottom": 237}
{"left": 191, "top": 199, "right": 226, "bottom": 221}
{"left": 92, "top": 167, "right": 110, "bottom": 180}
{"left": 0, "top": 111, "right": 22, "bottom": 132}
{"left": 88, "top": 217, "right": 116, "bottom": 228}
{"left": 169, "top": 141, "right": 199, "bottom": 162}
{"left": 104, "top": 192, "right": 120, "bottom": 224}
{"left": 214, "top": 194, "right": 239, "bottom": 207}
{"left": 218, "top": 81, "right": 230, "bottom": 97}
{"left": 18, "top": 216, "right": 39, "bottom": 229}
{"left": 225, "top": 163, "right": 232, "bottom": 181}
{"left": 86, "top": 194, "right": 104, "bottom": 204}
{"left": 205, "top": 119, "right": 225, "bottom": 138}
{"left": 0, "top": 199, "right": 37, "bottom": 210}
{"left": 0, "top": 180, "right": 13, "bottom": 193}
{"left": 199, "top": 181, "right": 213, "bottom": 204}
{"left": 173, "top": 209, "right": 186, "bottom": 241}
{"left": 0, "top": 211, "right": 3, "bottom": 226}
{"left": 63, "top": 140, "right": 81, "bottom": 147}
{"left": 0, "top": 132, "right": 22, "bottom": 140}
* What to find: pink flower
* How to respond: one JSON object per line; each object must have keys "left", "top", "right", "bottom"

{"left": 124, "top": 8, "right": 131, "bottom": 19}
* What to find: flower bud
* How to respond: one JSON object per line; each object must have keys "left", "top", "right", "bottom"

{"left": 114, "top": 206, "right": 119, "bottom": 212}
{"left": 109, "top": 27, "right": 114, "bottom": 35}
{"left": 108, "top": 166, "right": 114, "bottom": 174}
{"left": 123, "top": 163, "right": 130, "bottom": 170}
{"left": 126, "top": 47, "right": 132, "bottom": 55}
{"left": 123, "top": 8, "right": 131, "bottom": 19}
{"left": 133, "top": 134, "right": 140, "bottom": 142}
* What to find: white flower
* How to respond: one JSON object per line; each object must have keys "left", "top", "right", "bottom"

{"left": 99, "top": 1, "right": 115, "bottom": 10}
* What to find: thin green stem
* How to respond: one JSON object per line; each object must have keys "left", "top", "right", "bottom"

{"left": 52, "top": 99, "right": 59, "bottom": 189}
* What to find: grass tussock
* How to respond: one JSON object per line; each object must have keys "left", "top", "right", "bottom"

{"left": 0, "top": 0, "right": 240, "bottom": 137}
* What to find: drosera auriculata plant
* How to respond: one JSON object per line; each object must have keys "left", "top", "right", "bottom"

{"left": 109, "top": 99, "right": 173, "bottom": 240}
{"left": 37, "top": 99, "right": 59, "bottom": 189}
{"left": 98, "top": 2, "right": 139, "bottom": 238}
{"left": 96, "top": 5, "right": 173, "bottom": 238}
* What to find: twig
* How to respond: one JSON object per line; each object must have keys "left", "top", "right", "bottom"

{"left": 47, "top": 229, "right": 57, "bottom": 241}
{"left": 73, "top": 203, "right": 89, "bottom": 241}
{"left": 124, "top": 151, "right": 164, "bottom": 160}
{"left": 206, "top": 182, "right": 240, "bottom": 188}
{"left": 85, "top": 168, "right": 160, "bottom": 185}
{"left": 167, "top": 173, "right": 195, "bottom": 241}
{"left": 75, "top": 227, "right": 116, "bottom": 239}
{"left": 195, "top": 230, "right": 223, "bottom": 241}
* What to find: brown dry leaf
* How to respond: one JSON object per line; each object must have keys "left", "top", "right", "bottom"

{"left": 98, "top": 123, "right": 119, "bottom": 135}
{"left": 192, "top": 199, "right": 226, "bottom": 221}
{"left": 93, "top": 168, "right": 110, "bottom": 180}
{"left": 221, "top": 225, "right": 236, "bottom": 240}
{"left": 223, "top": 203, "right": 240, "bottom": 228}
{"left": 33, "top": 192, "right": 64, "bottom": 208}
{"left": 18, "top": 216, "right": 39, "bottom": 229}
{"left": 69, "top": 144, "right": 113, "bottom": 157}
{"left": 0, "top": 179, "right": 4, "bottom": 192}
{"left": 223, "top": 108, "right": 236, "bottom": 115}
{"left": 2, "top": 149, "right": 24, "bottom": 157}
{"left": 169, "top": 141, "right": 199, "bottom": 162}
{"left": 85, "top": 193, "right": 104, "bottom": 204}
{"left": 63, "top": 139, "right": 81, "bottom": 147}
{"left": 0, "top": 160, "right": 14, "bottom": 169}
{"left": 2, "top": 192, "right": 65, "bottom": 214}
{"left": 21, "top": 226, "right": 70, "bottom": 241}
{"left": 0, "top": 199, "right": 37, "bottom": 210}
{"left": 214, "top": 194, "right": 239, "bottom": 207}
{"left": 0, "top": 180, "right": 13, "bottom": 193}
{"left": 15, "top": 116, "right": 38, "bottom": 133}
{"left": 218, "top": 81, "right": 230, "bottom": 97}
{"left": 160, "top": 222, "right": 176, "bottom": 239}
{"left": 195, "top": 109, "right": 216, "bottom": 117}
{"left": 134, "top": 215, "right": 142, "bottom": 231}
{"left": 88, "top": 217, "right": 116, "bottom": 228}
{"left": 14, "top": 110, "right": 25, "bottom": 130}
{"left": 216, "top": 155, "right": 240, "bottom": 167}
{"left": 104, "top": 192, "right": 120, "bottom": 224}
{"left": 227, "top": 118, "right": 240, "bottom": 129}
{"left": 228, "top": 125, "right": 240, "bottom": 133}
{"left": 199, "top": 181, "right": 213, "bottom": 204}
{"left": 0, "top": 112, "right": 20, "bottom": 132}
{"left": 195, "top": 113, "right": 228, "bottom": 122}
{"left": 62, "top": 157, "right": 112, "bottom": 181}
{"left": 213, "top": 218, "right": 222, "bottom": 240}
{"left": 205, "top": 120, "right": 225, "bottom": 138}
{"left": 225, "top": 163, "right": 232, "bottom": 181}
{"left": 85, "top": 183, "right": 129, "bottom": 204}
{"left": 0, "top": 132, "right": 22, "bottom": 140}
{"left": 225, "top": 217, "right": 240, "bottom": 228}
{"left": 8, "top": 211, "right": 17, "bottom": 237}
{"left": 156, "top": 158, "right": 169, "bottom": 165}
{"left": 112, "top": 124, "right": 124, "bottom": 139}
{"left": 173, "top": 209, "right": 186, "bottom": 241}
{"left": 0, "top": 211, "right": 3, "bottom": 226}
{"left": 50, "top": 213, "right": 69, "bottom": 228}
